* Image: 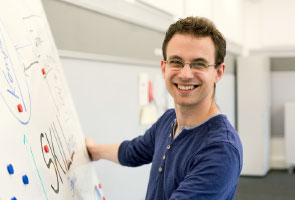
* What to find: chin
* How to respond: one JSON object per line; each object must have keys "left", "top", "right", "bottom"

{"left": 175, "top": 100, "right": 198, "bottom": 107}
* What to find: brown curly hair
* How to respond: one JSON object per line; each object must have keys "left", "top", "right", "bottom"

{"left": 162, "top": 16, "right": 226, "bottom": 67}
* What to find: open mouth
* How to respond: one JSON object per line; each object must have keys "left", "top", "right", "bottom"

{"left": 175, "top": 84, "right": 199, "bottom": 91}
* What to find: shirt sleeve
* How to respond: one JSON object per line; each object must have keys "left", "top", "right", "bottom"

{"left": 169, "top": 142, "right": 241, "bottom": 200}
{"left": 118, "top": 122, "right": 157, "bottom": 167}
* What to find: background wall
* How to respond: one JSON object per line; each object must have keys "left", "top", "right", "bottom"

{"left": 42, "top": 0, "right": 169, "bottom": 63}
{"left": 245, "top": 0, "right": 295, "bottom": 50}
{"left": 61, "top": 57, "right": 162, "bottom": 200}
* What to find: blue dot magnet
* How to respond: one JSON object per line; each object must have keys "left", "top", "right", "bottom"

{"left": 22, "top": 175, "right": 29, "bottom": 185}
{"left": 7, "top": 164, "right": 14, "bottom": 175}
{"left": 11, "top": 197, "right": 17, "bottom": 200}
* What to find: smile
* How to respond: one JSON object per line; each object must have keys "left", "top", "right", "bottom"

{"left": 175, "top": 84, "right": 199, "bottom": 91}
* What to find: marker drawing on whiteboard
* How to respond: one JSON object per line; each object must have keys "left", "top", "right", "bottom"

{"left": 52, "top": 121, "right": 74, "bottom": 169}
{"left": 0, "top": 26, "right": 31, "bottom": 125}
{"left": 70, "top": 175, "right": 77, "bottom": 196}
{"left": 56, "top": 114, "right": 74, "bottom": 155}
{"left": 23, "top": 60, "right": 39, "bottom": 73}
{"left": 94, "top": 185, "right": 102, "bottom": 200}
{"left": 40, "top": 120, "right": 75, "bottom": 194}
{"left": 41, "top": 132, "right": 63, "bottom": 193}
{"left": 22, "top": 14, "right": 42, "bottom": 20}
{"left": 24, "top": 134, "right": 48, "bottom": 200}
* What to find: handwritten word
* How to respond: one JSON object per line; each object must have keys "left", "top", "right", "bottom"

{"left": 0, "top": 27, "right": 31, "bottom": 124}
{"left": 40, "top": 120, "right": 75, "bottom": 194}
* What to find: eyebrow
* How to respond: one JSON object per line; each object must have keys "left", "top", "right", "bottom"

{"left": 168, "top": 55, "right": 209, "bottom": 63}
{"left": 167, "top": 55, "right": 182, "bottom": 60}
{"left": 191, "top": 58, "right": 209, "bottom": 63}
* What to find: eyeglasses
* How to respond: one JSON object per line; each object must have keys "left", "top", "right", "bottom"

{"left": 164, "top": 59, "right": 217, "bottom": 71}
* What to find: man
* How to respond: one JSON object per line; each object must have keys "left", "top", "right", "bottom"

{"left": 86, "top": 16, "right": 243, "bottom": 200}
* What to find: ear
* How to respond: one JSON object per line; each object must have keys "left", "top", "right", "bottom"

{"left": 161, "top": 60, "right": 166, "bottom": 78}
{"left": 214, "top": 63, "right": 225, "bottom": 83}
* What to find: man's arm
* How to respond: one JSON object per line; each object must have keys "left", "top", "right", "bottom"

{"left": 85, "top": 137, "right": 121, "bottom": 164}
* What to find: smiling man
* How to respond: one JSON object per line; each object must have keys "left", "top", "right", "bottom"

{"left": 86, "top": 16, "right": 243, "bottom": 200}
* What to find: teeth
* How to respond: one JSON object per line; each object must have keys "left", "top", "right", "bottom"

{"left": 177, "top": 85, "right": 195, "bottom": 90}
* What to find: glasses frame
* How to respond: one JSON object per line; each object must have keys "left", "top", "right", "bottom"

{"left": 163, "top": 59, "right": 218, "bottom": 71}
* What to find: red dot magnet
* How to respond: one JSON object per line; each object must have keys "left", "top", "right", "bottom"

{"left": 41, "top": 68, "right": 46, "bottom": 75}
{"left": 44, "top": 145, "right": 49, "bottom": 153}
{"left": 103, "top": 196, "right": 106, "bottom": 200}
{"left": 99, "top": 184, "right": 102, "bottom": 189}
{"left": 17, "top": 104, "right": 23, "bottom": 112}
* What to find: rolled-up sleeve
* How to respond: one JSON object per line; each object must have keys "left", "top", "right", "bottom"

{"left": 118, "top": 123, "right": 157, "bottom": 167}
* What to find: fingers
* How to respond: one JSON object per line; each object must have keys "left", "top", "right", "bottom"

{"left": 85, "top": 137, "right": 96, "bottom": 161}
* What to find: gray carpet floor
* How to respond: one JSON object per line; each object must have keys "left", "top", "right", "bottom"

{"left": 235, "top": 170, "right": 295, "bottom": 200}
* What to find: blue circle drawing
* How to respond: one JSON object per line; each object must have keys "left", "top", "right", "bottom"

{"left": 0, "top": 25, "right": 31, "bottom": 125}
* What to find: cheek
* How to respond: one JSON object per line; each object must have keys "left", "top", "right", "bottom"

{"left": 197, "top": 72, "right": 215, "bottom": 86}
{"left": 193, "top": 71, "right": 206, "bottom": 82}
{"left": 164, "top": 70, "right": 175, "bottom": 80}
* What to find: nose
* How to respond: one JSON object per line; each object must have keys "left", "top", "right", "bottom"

{"left": 178, "top": 63, "right": 194, "bottom": 79}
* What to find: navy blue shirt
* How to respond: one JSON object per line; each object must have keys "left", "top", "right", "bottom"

{"left": 118, "top": 109, "right": 243, "bottom": 200}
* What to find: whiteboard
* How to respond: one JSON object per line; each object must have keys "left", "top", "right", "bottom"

{"left": 0, "top": 0, "right": 104, "bottom": 199}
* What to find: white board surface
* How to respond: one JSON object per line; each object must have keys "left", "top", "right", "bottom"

{"left": 0, "top": 0, "right": 104, "bottom": 199}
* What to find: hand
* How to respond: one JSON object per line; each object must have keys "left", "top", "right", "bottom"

{"left": 85, "top": 137, "right": 101, "bottom": 161}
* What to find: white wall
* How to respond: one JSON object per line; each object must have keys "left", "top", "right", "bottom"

{"left": 122, "top": 0, "right": 295, "bottom": 51}
{"left": 185, "top": 0, "right": 211, "bottom": 19}
{"left": 124, "top": 0, "right": 245, "bottom": 49}
{"left": 185, "top": 0, "right": 245, "bottom": 46}
{"left": 244, "top": 0, "right": 262, "bottom": 50}
{"left": 261, "top": 0, "right": 295, "bottom": 48}
{"left": 237, "top": 56, "right": 271, "bottom": 176}
{"left": 61, "top": 57, "right": 164, "bottom": 200}
{"left": 138, "top": 0, "right": 184, "bottom": 19}
{"left": 216, "top": 74, "right": 236, "bottom": 128}
{"left": 246, "top": 0, "right": 295, "bottom": 49}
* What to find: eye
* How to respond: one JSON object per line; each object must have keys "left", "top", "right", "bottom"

{"left": 168, "top": 60, "right": 183, "bottom": 68}
{"left": 191, "top": 62, "right": 207, "bottom": 69}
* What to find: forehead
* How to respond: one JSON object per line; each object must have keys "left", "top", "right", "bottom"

{"left": 166, "top": 34, "right": 215, "bottom": 61}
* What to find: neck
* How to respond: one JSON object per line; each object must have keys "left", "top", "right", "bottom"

{"left": 174, "top": 97, "right": 221, "bottom": 136}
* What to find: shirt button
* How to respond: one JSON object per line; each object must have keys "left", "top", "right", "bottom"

{"left": 159, "top": 167, "right": 163, "bottom": 172}
{"left": 169, "top": 133, "right": 172, "bottom": 137}
{"left": 163, "top": 155, "right": 166, "bottom": 160}
{"left": 167, "top": 145, "right": 171, "bottom": 150}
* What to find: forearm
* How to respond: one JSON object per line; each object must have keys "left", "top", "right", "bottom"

{"left": 95, "top": 143, "right": 121, "bottom": 164}
{"left": 85, "top": 137, "right": 121, "bottom": 164}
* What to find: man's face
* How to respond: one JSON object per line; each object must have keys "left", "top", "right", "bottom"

{"left": 161, "top": 33, "right": 224, "bottom": 108}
